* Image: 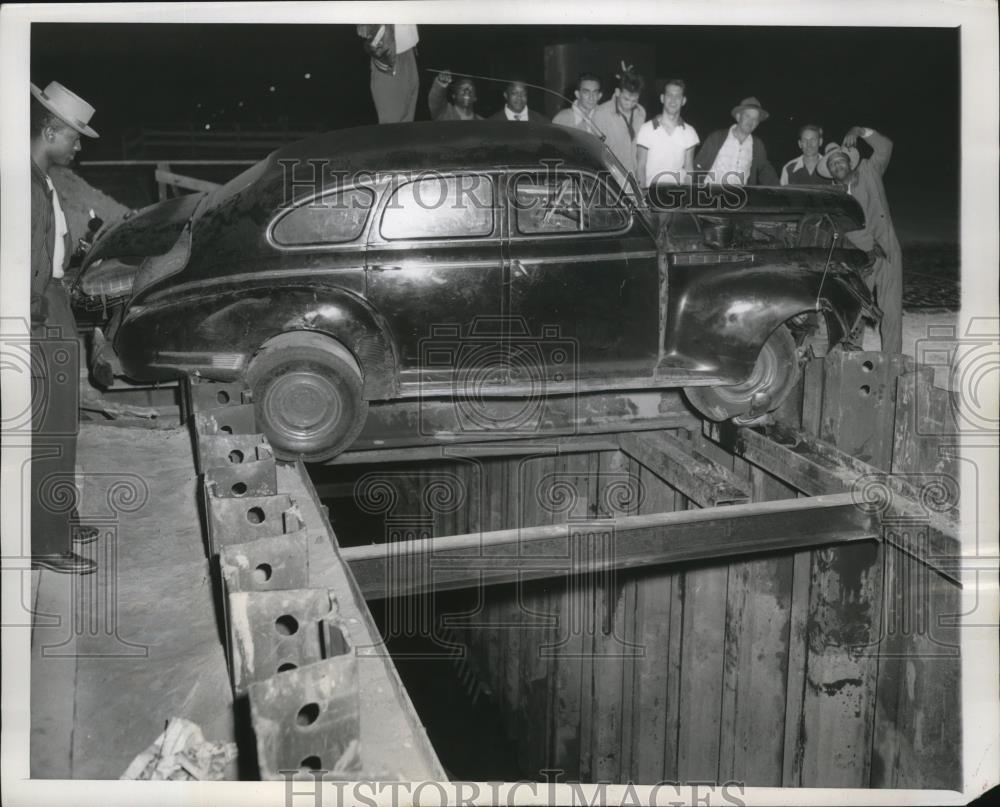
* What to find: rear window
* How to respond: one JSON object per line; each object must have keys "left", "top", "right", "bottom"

{"left": 380, "top": 175, "right": 495, "bottom": 240}
{"left": 658, "top": 212, "right": 840, "bottom": 252}
{"left": 271, "top": 187, "right": 374, "bottom": 246}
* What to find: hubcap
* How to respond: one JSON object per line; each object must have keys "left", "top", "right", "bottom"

{"left": 265, "top": 370, "right": 343, "bottom": 439}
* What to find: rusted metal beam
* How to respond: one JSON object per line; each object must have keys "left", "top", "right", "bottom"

{"left": 619, "top": 430, "right": 750, "bottom": 507}
{"left": 337, "top": 492, "right": 879, "bottom": 599}
{"left": 328, "top": 435, "right": 621, "bottom": 467}
{"left": 702, "top": 421, "right": 962, "bottom": 582}
{"left": 337, "top": 389, "right": 699, "bottom": 458}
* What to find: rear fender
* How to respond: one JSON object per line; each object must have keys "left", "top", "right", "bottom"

{"left": 664, "top": 250, "right": 872, "bottom": 380}
{"left": 115, "top": 285, "right": 398, "bottom": 398}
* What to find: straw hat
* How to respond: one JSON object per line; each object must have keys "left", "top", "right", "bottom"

{"left": 730, "top": 96, "right": 769, "bottom": 122}
{"left": 817, "top": 143, "right": 860, "bottom": 178}
{"left": 30, "top": 81, "right": 99, "bottom": 138}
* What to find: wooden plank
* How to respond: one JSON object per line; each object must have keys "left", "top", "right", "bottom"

{"left": 628, "top": 464, "right": 678, "bottom": 783}
{"left": 153, "top": 167, "right": 222, "bottom": 193}
{"left": 548, "top": 452, "right": 591, "bottom": 778}
{"left": 341, "top": 493, "right": 880, "bottom": 598}
{"left": 619, "top": 430, "right": 750, "bottom": 507}
{"left": 871, "top": 366, "right": 963, "bottom": 789}
{"left": 717, "top": 464, "right": 797, "bottom": 786}
{"left": 676, "top": 559, "right": 728, "bottom": 781}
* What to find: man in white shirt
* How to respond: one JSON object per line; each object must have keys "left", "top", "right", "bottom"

{"left": 358, "top": 24, "right": 420, "bottom": 123}
{"left": 490, "top": 80, "right": 548, "bottom": 123}
{"left": 635, "top": 79, "right": 700, "bottom": 188}
{"left": 552, "top": 73, "right": 603, "bottom": 137}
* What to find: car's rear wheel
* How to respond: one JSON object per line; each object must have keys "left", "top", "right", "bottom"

{"left": 684, "top": 324, "right": 799, "bottom": 424}
{"left": 246, "top": 333, "right": 368, "bottom": 463}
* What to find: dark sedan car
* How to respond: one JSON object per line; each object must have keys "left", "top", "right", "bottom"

{"left": 75, "top": 121, "right": 876, "bottom": 461}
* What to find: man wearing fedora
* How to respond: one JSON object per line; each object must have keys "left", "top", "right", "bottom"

{"left": 29, "top": 81, "right": 101, "bottom": 574}
{"left": 817, "top": 127, "right": 903, "bottom": 355}
{"left": 694, "top": 96, "right": 779, "bottom": 185}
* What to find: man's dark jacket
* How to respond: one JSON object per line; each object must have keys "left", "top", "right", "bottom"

{"left": 694, "top": 128, "right": 780, "bottom": 185}
{"left": 30, "top": 160, "right": 69, "bottom": 325}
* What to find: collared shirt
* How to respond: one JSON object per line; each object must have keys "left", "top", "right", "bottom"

{"left": 780, "top": 155, "right": 831, "bottom": 186}
{"left": 44, "top": 175, "right": 68, "bottom": 279}
{"left": 710, "top": 125, "right": 754, "bottom": 184}
{"left": 504, "top": 106, "right": 529, "bottom": 122}
{"left": 592, "top": 98, "right": 647, "bottom": 177}
{"left": 636, "top": 117, "right": 700, "bottom": 185}
{"left": 552, "top": 103, "right": 602, "bottom": 137}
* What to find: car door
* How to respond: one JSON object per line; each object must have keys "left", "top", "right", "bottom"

{"left": 365, "top": 173, "right": 504, "bottom": 390}
{"left": 504, "top": 169, "right": 660, "bottom": 386}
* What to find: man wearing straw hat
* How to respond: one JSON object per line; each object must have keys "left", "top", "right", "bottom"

{"left": 694, "top": 96, "right": 779, "bottom": 185}
{"left": 817, "top": 127, "right": 903, "bottom": 355}
{"left": 29, "top": 81, "right": 101, "bottom": 574}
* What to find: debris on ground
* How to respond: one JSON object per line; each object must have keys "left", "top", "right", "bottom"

{"left": 120, "top": 717, "right": 238, "bottom": 780}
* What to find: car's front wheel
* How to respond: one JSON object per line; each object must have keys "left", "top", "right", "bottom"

{"left": 684, "top": 324, "right": 800, "bottom": 425}
{"left": 246, "top": 333, "right": 368, "bottom": 463}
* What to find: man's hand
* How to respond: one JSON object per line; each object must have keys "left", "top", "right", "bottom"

{"left": 842, "top": 126, "right": 867, "bottom": 148}
{"left": 436, "top": 70, "right": 453, "bottom": 87}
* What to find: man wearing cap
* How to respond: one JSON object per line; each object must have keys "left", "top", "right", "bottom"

{"left": 490, "top": 80, "right": 548, "bottom": 123}
{"left": 780, "top": 124, "right": 835, "bottom": 186}
{"left": 694, "top": 96, "right": 779, "bottom": 185}
{"left": 818, "top": 127, "right": 902, "bottom": 355}
{"left": 29, "top": 81, "right": 101, "bottom": 574}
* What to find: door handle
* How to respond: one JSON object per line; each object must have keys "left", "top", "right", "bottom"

{"left": 369, "top": 264, "right": 403, "bottom": 272}
{"left": 512, "top": 260, "right": 529, "bottom": 278}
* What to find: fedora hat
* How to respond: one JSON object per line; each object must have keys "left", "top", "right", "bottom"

{"left": 817, "top": 143, "right": 860, "bottom": 178}
{"left": 30, "top": 81, "right": 99, "bottom": 138}
{"left": 730, "top": 96, "right": 769, "bottom": 122}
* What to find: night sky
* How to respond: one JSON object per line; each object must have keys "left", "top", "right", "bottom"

{"left": 31, "top": 23, "right": 960, "bottom": 241}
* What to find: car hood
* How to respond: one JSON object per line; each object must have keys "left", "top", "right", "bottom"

{"left": 85, "top": 192, "right": 206, "bottom": 266}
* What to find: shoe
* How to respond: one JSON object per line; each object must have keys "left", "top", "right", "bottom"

{"left": 31, "top": 552, "right": 97, "bottom": 575}
{"left": 72, "top": 524, "right": 100, "bottom": 546}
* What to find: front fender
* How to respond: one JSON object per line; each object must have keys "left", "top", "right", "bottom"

{"left": 664, "top": 248, "right": 873, "bottom": 381}
{"left": 116, "top": 283, "right": 398, "bottom": 398}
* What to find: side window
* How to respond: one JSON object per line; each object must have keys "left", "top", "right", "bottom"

{"left": 513, "top": 173, "right": 628, "bottom": 235}
{"left": 272, "top": 187, "right": 374, "bottom": 246}
{"left": 380, "top": 175, "right": 494, "bottom": 240}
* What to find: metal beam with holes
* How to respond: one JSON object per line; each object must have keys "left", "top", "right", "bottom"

{"left": 336, "top": 492, "right": 879, "bottom": 599}
{"left": 701, "top": 421, "right": 963, "bottom": 582}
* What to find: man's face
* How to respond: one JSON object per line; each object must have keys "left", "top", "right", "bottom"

{"left": 46, "top": 121, "right": 82, "bottom": 166}
{"left": 829, "top": 154, "right": 852, "bottom": 182}
{"left": 575, "top": 80, "right": 601, "bottom": 113}
{"left": 661, "top": 84, "right": 686, "bottom": 116}
{"left": 504, "top": 82, "right": 528, "bottom": 114}
{"left": 799, "top": 128, "right": 822, "bottom": 158}
{"left": 735, "top": 108, "right": 761, "bottom": 136}
{"left": 616, "top": 89, "right": 641, "bottom": 114}
{"left": 453, "top": 79, "right": 477, "bottom": 110}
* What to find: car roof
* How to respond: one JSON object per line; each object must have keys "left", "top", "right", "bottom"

{"left": 267, "top": 121, "right": 613, "bottom": 176}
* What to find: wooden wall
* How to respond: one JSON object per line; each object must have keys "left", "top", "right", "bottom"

{"left": 362, "top": 351, "right": 963, "bottom": 788}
